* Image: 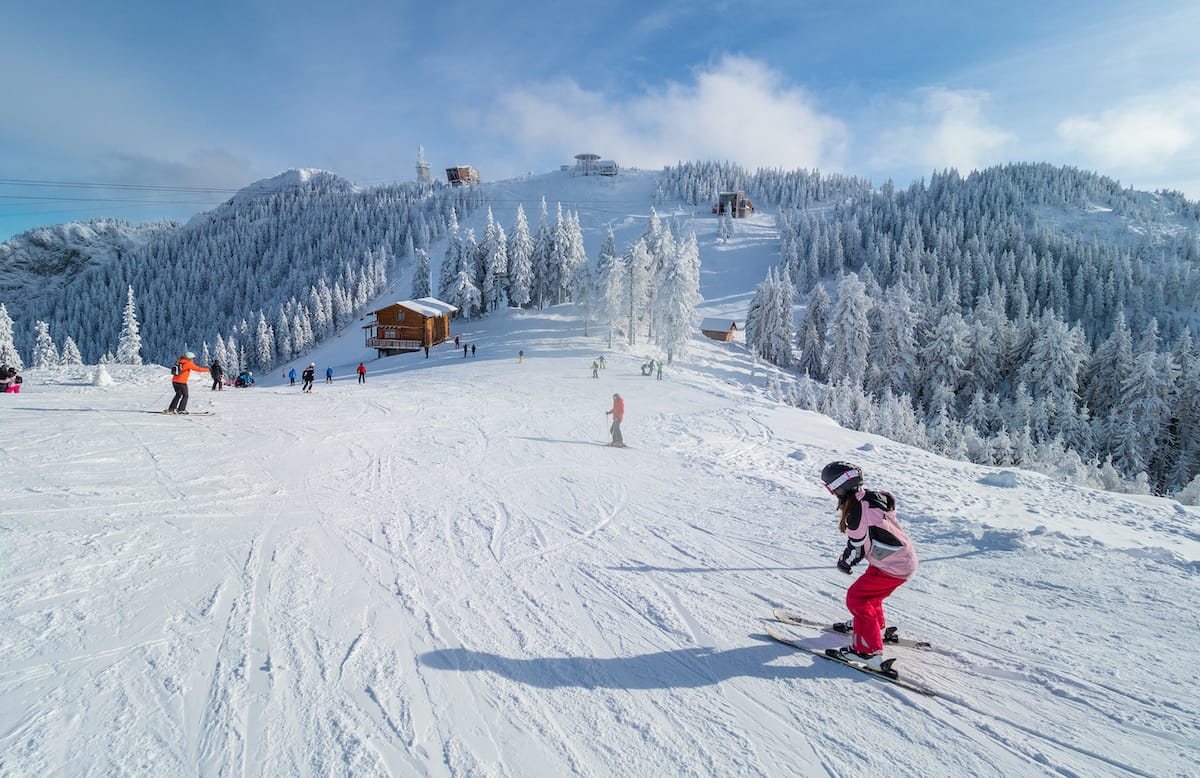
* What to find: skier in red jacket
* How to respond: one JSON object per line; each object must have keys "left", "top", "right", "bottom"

{"left": 605, "top": 393, "right": 625, "bottom": 447}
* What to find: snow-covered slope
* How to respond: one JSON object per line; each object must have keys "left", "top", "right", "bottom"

{"left": 2, "top": 297, "right": 1197, "bottom": 776}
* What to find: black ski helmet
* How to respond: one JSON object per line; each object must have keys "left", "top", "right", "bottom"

{"left": 820, "top": 461, "right": 863, "bottom": 497}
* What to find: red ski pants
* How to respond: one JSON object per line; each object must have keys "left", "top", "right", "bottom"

{"left": 846, "top": 566, "right": 906, "bottom": 653}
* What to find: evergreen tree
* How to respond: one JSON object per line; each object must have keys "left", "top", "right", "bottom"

{"left": 447, "top": 271, "right": 481, "bottom": 319}
{"left": 595, "top": 228, "right": 624, "bottom": 348}
{"left": 506, "top": 204, "right": 534, "bottom": 307}
{"left": 32, "top": 320, "right": 59, "bottom": 368}
{"left": 116, "top": 286, "right": 143, "bottom": 365}
{"left": 825, "top": 273, "right": 871, "bottom": 387}
{"left": 61, "top": 336, "right": 83, "bottom": 366}
{"left": 621, "top": 240, "right": 652, "bottom": 346}
{"left": 0, "top": 303, "right": 22, "bottom": 369}
{"left": 255, "top": 312, "right": 275, "bottom": 368}
{"left": 411, "top": 248, "right": 433, "bottom": 299}
{"left": 439, "top": 208, "right": 463, "bottom": 301}
{"left": 795, "top": 284, "right": 830, "bottom": 381}
{"left": 654, "top": 231, "right": 703, "bottom": 362}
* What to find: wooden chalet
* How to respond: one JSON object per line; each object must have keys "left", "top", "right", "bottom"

{"left": 700, "top": 317, "right": 738, "bottom": 342}
{"left": 363, "top": 297, "right": 458, "bottom": 357}
{"left": 446, "top": 166, "right": 481, "bottom": 186}
{"left": 713, "top": 191, "right": 754, "bottom": 218}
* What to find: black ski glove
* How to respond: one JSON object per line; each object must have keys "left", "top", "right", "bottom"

{"left": 837, "top": 558, "right": 853, "bottom": 575}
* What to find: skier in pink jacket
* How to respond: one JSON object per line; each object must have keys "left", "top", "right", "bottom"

{"left": 821, "top": 461, "right": 918, "bottom": 671}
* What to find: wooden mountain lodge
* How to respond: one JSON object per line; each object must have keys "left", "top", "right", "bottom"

{"left": 700, "top": 318, "right": 738, "bottom": 342}
{"left": 446, "top": 166, "right": 481, "bottom": 186}
{"left": 713, "top": 191, "right": 754, "bottom": 218}
{"left": 363, "top": 297, "right": 458, "bottom": 356}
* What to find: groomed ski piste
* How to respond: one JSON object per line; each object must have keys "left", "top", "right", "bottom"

{"left": 2, "top": 170, "right": 1198, "bottom": 776}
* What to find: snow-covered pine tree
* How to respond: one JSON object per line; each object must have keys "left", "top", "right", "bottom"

{"left": 532, "top": 198, "right": 554, "bottom": 308}
{"left": 484, "top": 224, "right": 508, "bottom": 311}
{"left": 116, "top": 285, "right": 143, "bottom": 365}
{"left": 32, "top": 320, "right": 59, "bottom": 368}
{"left": 255, "top": 312, "right": 275, "bottom": 368}
{"left": 595, "top": 228, "right": 624, "bottom": 349}
{"left": 654, "top": 231, "right": 703, "bottom": 362}
{"left": 506, "top": 204, "right": 534, "bottom": 308}
{"left": 745, "top": 267, "right": 793, "bottom": 367}
{"left": 0, "top": 303, "right": 22, "bottom": 369}
{"left": 439, "top": 208, "right": 463, "bottom": 301}
{"left": 447, "top": 271, "right": 481, "bottom": 319}
{"left": 411, "top": 248, "right": 432, "bottom": 299}
{"left": 824, "top": 273, "right": 871, "bottom": 387}
{"left": 562, "top": 210, "right": 588, "bottom": 305}
{"left": 61, "top": 336, "right": 83, "bottom": 366}
{"left": 795, "top": 285, "right": 829, "bottom": 381}
{"left": 621, "top": 240, "right": 653, "bottom": 346}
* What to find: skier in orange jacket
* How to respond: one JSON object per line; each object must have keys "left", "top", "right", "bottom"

{"left": 166, "top": 351, "right": 209, "bottom": 414}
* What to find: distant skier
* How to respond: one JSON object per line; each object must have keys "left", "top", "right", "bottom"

{"left": 464, "top": 343, "right": 468, "bottom": 357}
{"left": 302, "top": 363, "right": 315, "bottom": 393}
{"left": 819, "top": 461, "right": 919, "bottom": 671}
{"left": 592, "top": 361, "right": 599, "bottom": 378}
{"left": 326, "top": 366, "right": 334, "bottom": 383}
{"left": 166, "top": 351, "right": 208, "bottom": 414}
{"left": 657, "top": 362, "right": 663, "bottom": 380}
{"left": 1, "top": 365, "right": 21, "bottom": 394}
{"left": 597, "top": 356, "right": 606, "bottom": 369}
{"left": 357, "top": 362, "right": 366, "bottom": 384}
{"left": 518, "top": 350, "right": 524, "bottom": 363}
{"left": 288, "top": 367, "right": 297, "bottom": 385}
{"left": 210, "top": 359, "right": 224, "bottom": 391}
{"left": 605, "top": 392, "right": 625, "bottom": 447}
{"left": 471, "top": 344, "right": 476, "bottom": 357}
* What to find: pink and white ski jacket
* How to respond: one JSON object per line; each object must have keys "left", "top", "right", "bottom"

{"left": 840, "top": 489, "right": 918, "bottom": 580}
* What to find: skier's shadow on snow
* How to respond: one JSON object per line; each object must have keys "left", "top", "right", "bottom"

{"left": 513, "top": 435, "right": 607, "bottom": 447}
{"left": 611, "top": 563, "right": 830, "bottom": 574}
{"left": 419, "top": 638, "right": 819, "bottom": 689}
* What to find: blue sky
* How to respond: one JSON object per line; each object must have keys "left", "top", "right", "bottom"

{"left": 3, "top": 0, "right": 1199, "bottom": 239}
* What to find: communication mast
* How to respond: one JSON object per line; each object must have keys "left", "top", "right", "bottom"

{"left": 416, "top": 146, "right": 431, "bottom": 184}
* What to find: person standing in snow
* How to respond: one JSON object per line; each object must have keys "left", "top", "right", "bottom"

{"left": 518, "top": 350, "right": 524, "bottom": 363}
{"left": 471, "top": 344, "right": 476, "bottom": 357}
{"left": 326, "top": 366, "right": 334, "bottom": 383}
{"left": 656, "top": 362, "right": 663, "bottom": 380}
{"left": 464, "top": 343, "right": 468, "bottom": 358}
{"left": 820, "top": 461, "right": 918, "bottom": 671}
{"left": 357, "top": 362, "right": 366, "bottom": 384}
{"left": 210, "top": 359, "right": 224, "bottom": 391}
{"left": 605, "top": 392, "right": 625, "bottom": 447}
{"left": 301, "top": 362, "right": 316, "bottom": 393}
{"left": 166, "top": 351, "right": 208, "bottom": 414}
{"left": 592, "top": 361, "right": 599, "bottom": 378}
{"left": 288, "top": 367, "right": 297, "bottom": 385}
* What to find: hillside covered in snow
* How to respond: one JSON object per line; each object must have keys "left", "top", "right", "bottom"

{"left": 2, "top": 297, "right": 1198, "bottom": 776}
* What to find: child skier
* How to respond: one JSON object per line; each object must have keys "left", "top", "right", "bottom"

{"left": 820, "top": 461, "right": 918, "bottom": 670}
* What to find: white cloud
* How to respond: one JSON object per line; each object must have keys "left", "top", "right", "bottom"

{"left": 1057, "top": 88, "right": 1200, "bottom": 171}
{"left": 489, "top": 55, "right": 848, "bottom": 173}
{"left": 871, "top": 88, "right": 1014, "bottom": 174}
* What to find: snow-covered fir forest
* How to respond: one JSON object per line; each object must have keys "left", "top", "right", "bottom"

{"left": 2, "top": 161, "right": 1199, "bottom": 499}
{"left": 662, "top": 162, "right": 1200, "bottom": 495}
